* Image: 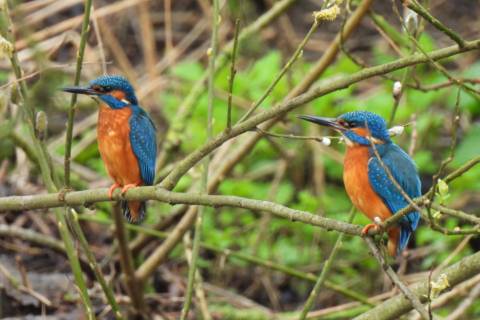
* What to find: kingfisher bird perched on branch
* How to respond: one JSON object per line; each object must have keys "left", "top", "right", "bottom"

{"left": 299, "top": 111, "right": 420, "bottom": 256}
{"left": 63, "top": 75, "right": 156, "bottom": 223}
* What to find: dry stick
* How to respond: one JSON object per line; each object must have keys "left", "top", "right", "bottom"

{"left": 91, "top": 4, "right": 107, "bottom": 74}
{"left": 137, "top": 1, "right": 157, "bottom": 80}
{"left": 299, "top": 208, "right": 356, "bottom": 320}
{"left": 0, "top": 262, "right": 52, "bottom": 307}
{"left": 97, "top": 18, "right": 137, "bottom": 84}
{"left": 163, "top": 0, "right": 173, "bottom": 55}
{"left": 111, "top": 203, "right": 145, "bottom": 315}
{"left": 0, "top": 2, "right": 94, "bottom": 318}
{"left": 15, "top": 0, "right": 150, "bottom": 50}
{"left": 226, "top": 18, "right": 240, "bottom": 131}
{"left": 180, "top": 0, "right": 219, "bottom": 318}
{"left": 404, "top": 0, "right": 465, "bottom": 48}
{"left": 364, "top": 238, "right": 432, "bottom": 320}
{"left": 64, "top": 0, "right": 93, "bottom": 189}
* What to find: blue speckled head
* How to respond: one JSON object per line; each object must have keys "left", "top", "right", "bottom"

{"left": 89, "top": 75, "right": 138, "bottom": 105}
{"left": 339, "top": 111, "right": 391, "bottom": 145}
{"left": 298, "top": 111, "right": 391, "bottom": 146}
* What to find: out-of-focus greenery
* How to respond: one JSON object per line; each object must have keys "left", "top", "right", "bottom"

{"left": 62, "top": 29, "right": 480, "bottom": 311}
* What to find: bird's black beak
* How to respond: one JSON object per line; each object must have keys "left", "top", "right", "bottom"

{"left": 61, "top": 86, "right": 99, "bottom": 95}
{"left": 297, "top": 115, "right": 346, "bottom": 131}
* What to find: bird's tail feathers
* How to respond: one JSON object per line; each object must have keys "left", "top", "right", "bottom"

{"left": 398, "top": 211, "right": 420, "bottom": 253}
{"left": 121, "top": 200, "right": 146, "bottom": 224}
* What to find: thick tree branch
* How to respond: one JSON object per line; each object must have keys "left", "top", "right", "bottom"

{"left": 354, "top": 251, "right": 480, "bottom": 320}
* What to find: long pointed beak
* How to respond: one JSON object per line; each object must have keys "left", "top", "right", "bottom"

{"left": 61, "top": 86, "right": 98, "bottom": 95}
{"left": 297, "top": 115, "right": 346, "bottom": 131}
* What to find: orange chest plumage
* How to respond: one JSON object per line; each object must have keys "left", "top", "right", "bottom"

{"left": 97, "top": 104, "right": 142, "bottom": 186}
{"left": 343, "top": 146, "right": 392, "bottom": 222}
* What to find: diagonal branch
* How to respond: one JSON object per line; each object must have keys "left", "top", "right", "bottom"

{"left": 354, "top": 251, "right": 480, "bottom": 320}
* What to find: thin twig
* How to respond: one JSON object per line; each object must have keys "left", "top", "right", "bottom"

{"left": 226, "top": 19, "right": 240, "bottom": 131}
{"left": 254, "top": 126, "right": 338, "bottom": 144}
{"left": 299, "top": 208, "right": 356, "bottom": 319}
{"left": 112, "top": 203, "right": 145, "bottom": 315}
{"left": 364, "top": 238, "right": 432, "bottom": 320}
{"left": 238, "top": 16, "right": 320, "bottom": 123}
{"left": 64, "top": 0, "right": 93, "bottom": 189}
{"left": 404, "top": 0, "right": 465, "bottom": 48}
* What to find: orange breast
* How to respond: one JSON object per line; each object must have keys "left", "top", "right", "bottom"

{"left": 343, "top": 146, "right": 392, "bottom": 222}
{"left": 97, "top": 104, "right": 142, "bottom": 186}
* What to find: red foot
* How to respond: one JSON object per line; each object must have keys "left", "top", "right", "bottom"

{"left": 108, "top": 183, "right": 121, "bottom": 199}
{"left": 121, "top": 183, "right": 139, "bottom": 195}
{"left": 361, "top": 223, "right": 379, "bottom": 236}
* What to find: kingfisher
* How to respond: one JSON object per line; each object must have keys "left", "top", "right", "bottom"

{"left": 63, "top": 75, "right": 157, "bottom": 223}
{"left": 299, "top": 111, "right": 420, "bottom": 256}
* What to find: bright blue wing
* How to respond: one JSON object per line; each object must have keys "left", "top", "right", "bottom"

{"left": 129, "top": 108, "right": 157, "bottom": 185}
{"left": 367, "top": 144, "right": 421, "bottom": 253}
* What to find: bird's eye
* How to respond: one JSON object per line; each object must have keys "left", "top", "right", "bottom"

{"left": 92, "top": 85, "right": 105, "bottom": 92}
{"left": 338, "top": 119, "right": 352, "bottom": 128}
{"left": 104, "top": 86, "right": 112, "bottom": 91}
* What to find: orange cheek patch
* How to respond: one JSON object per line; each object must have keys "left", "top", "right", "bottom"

{"left": 111, "top": 90, "right": 126, "bottom": 101}
{"left": 352, "top": 127, "right": 370, "bottom": 137}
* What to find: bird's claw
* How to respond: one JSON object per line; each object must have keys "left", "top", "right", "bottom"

{"left": 108, "top": 183, "right": 121, "bottom": 199}
{"left": 361, "top": 223, "right": 380, "bottom": 236}
{"left": 121, "top": 183, "right": 138, "bottom": 195}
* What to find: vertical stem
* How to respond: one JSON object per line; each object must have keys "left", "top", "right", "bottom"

{"left": 238, "top": 18, "right": 320, "bottom": 123}
{"left": 226, "top": 19, "right": 240, "bottom": 131}
{"left": 58, "top": 208, "right": 94, "bottom": 319}
{"left": 180, "top": 0, "right": 219, "bottom": 318}
{"left": 298, "top": 208, "right": 356, "bottom": 319}
{"left": 64, "top": 0, "right": 93, "bottom": 188}
{"left": 68, "top": 209, "right": 123, "bottom": 319}
{"left": 112, "top": 203, "right": 145, "bottom": 315}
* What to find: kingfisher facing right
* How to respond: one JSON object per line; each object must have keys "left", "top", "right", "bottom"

{"left": 299, "top": 111, "right": 421, "bottom": 256}
{"left": 62, "top": 75, "right": 156, "bottom": 223}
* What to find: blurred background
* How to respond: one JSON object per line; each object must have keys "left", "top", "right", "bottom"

{"left": 1, "top": 0, "right": 479, "bottom": 319}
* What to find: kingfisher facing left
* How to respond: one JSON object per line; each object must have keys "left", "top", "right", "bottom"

{"left": 299, "top": 111, "right": 420, "bottom": 256}
{"left": 63, "top": 75, "right": 156, "bottom": 223}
